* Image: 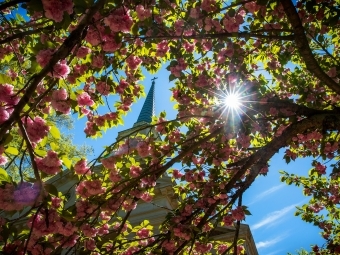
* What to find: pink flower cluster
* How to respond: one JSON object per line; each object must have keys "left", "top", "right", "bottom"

{"left": 104, "top": 7, "right": 133, "bottom": 33}
{"left": 22, "top": 116, "right": 50, "bottom": 143}
{"left": 126, "top": 55, "right": 142, "bottom": 70}
{"left": 315, "top": 162, "right": 326, "bottom": 175}
{"left": 0, "top": 83, "right": 19, "bottom": 124}
{"left": 101, "top": 156, "right": 116, "bottom": 170}
{"left": 36, "top": 150, "right": 62, "bottom": 175}
{"left": 76, "top": 46, "right": 91, "bottom": 58}
{"left": 51, "top": 88, "right": 71, "bottom": 114}
{"left": 74, "top": 159, "right": 91, "bottom": 175}
{"left": 0, "top": 182, "right": 41, "bottom": 211}
{"left": 0, "top": 146, "right": 7, "bottom": 165}
{"left": 156, "top": 41, "right": 170, "bottom": 57}
{"left": 223, "top": 10, "right": 245, "bottom": 33}
{"left": 170, "top": 58, "right": 187, "bottom": 77}
{"left": 201, "top": 0, "right": 218, "bottom": 12}
{"left": 244, "top": 1, "right": 261, "bottom": 14}
{"left": 41, "top": 0, "right": 73, "bottom": 22}
{"left": 77, "top": 92, "right": 94, "bottom": 107}
{"left": 130, "top": 165, "right": 142, "bottom": 178}
{"left": 36, "top": 49, "right": 70, "bottom": 78}
{"left": 76, "top": 180, "right": 106, "bottom": 198}
{"left": 96, "top": 81, "right": 110, "bottom": 95}
{"left": 232, "top": 206, "right": 245, "bottom": 221}
{"left": 194, "top": 242, "right": 213, "bottom": 253}
{"left": 136, "top": 141, "right": 151, "bottom": 157}
{"left": 136, "top": 5, "right": 152, "bottom": 21}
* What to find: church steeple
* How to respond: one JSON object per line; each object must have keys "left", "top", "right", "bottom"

{"left": 116, "top": 78, "right": 157, "bottom": 141}
{"left": 133, "top": 77, "right": 157, "bottom": 127}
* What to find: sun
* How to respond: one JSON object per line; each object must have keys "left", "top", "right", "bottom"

{"left": 224, "top": 92, "right": 241, "bottom": 109}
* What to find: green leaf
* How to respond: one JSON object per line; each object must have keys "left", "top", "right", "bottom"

{"left": 62, "top": 157, "right": 72, "bottom": 169}
{"left": 2, "top": 134, "right": 13, "bottom": 145}
{"left": 35, "top": 149, "right": 47, "bottom": 157}
{"left": 50, "top": 126, "right": 61, "bottom": 139}
{"left": 50, "top": 142, "right": 59, "bottom": 151}
{"left": 228, "top": 9, "right": 235, "bottom": 17}
{"left": 0, "top": 168, "right": 11, "bottom": 183}
{"left": 169, "top": 74, "right": 176, "bottom": 81}
{"left": 0, "top": 74, "right": 12, "bottom": 84}
{"left": 5, "top": 147, "right": 19, "bottom": 155}
{"left": 44, "top": 183, "right": 59, "bottom": 197}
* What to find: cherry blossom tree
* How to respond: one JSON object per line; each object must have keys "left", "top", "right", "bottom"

{"left": 0, "top": 0, "right": 339, "bottom": 254}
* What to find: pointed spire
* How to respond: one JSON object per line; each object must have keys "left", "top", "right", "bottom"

{"left": 134, "top": 78, "right": 157, "bottom": 126}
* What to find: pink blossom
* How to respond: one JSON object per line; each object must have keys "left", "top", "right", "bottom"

{"left": 126, "top": 55, "right": 142, "bottom": 70}
{"left": 136, "top": 5, "right": 152, "bottom": 21}
{"left": 76, "top": 46, "right": 91, "bottom": 58}
{"left": 77, "top": 92, "right": 94, "bottom": 107}
{"left": 101, "top": 156, "right": 116, "bottom": 170}
{"left": 136, "top": 141, "right": 151, "bottom": 157}
{"left": 52, "top": 60, "right": 70, "bottom": 78}
{"left": 23, "top": 116, "right": 50, "bottom": 143}
{"left": 96, "top": 81, "right": 110, "bottom": 95}
{"left": 91, "top": 54, "right": 104, "bottom": 69}
{"left": 245, "top": 1, "right": 260, "bottom": 13}
{"left": 41, "top": 0, "right": 73, "bottom": 22}
{"left": 51, "top": 89, "right": 71, "bottom": 114}
{"left": 315, "top": 162, "right": 326, "bottom": 175}
{"left": 81, "top": 224, "right": 98, "bottom": 238}
{"left": 104, "top": 7, "right": 133, "bottom": 33}
{"left": 85, "top": 25, "right": 104, "bottom": 46}
{"left": 222, "top": 215, "right": 234, "bottom": 226}
{"left": 84, "top": 238, "right": 96, "bottom": 251}
{"left": 137, "top": 228, "right": 150, "bottom": 238}
{"left": 156, "top": 41, "right": 170, "bottom": 57}
{"left": 129, "top": 165, "right": 142, "bottom": 178}
{"left": 232, "top": 206, "right": 245, "bottom": 221}
{"left": 74, "top": 159, "right": 91, "bottom": 175}
{"left": 36, "top": 49, "right": 54, "bottom": 67}
{"left": 140, "top": 192, "right": 153, "bottom": 202}
{"left": 76, "top": 180, "right": 106, "bottom": 198}
{"left": 84, "top": 121, "right": 96, "bottom": 136}
{"left": 201, "top": 0, "right": 217, "bottom": 12}
{"left": 0, "top": 154, "right": 7, "bottom": 165}
{"left": 0, "top": 107, "right": 9, "bottom": 124}
{"left": 35, "top": 150, "right": 62, "bottom": 175}
{"left": 36, "top": 50, "right": 70, "bottom": 78}
{"left": 172, "top": 169, "right": 184, "bottom": 179}
{"left": 223, "top": 17, "right": 239, "bottom": 33}
{"left": 102, "top": 36, "right": 121, "bottom": 52}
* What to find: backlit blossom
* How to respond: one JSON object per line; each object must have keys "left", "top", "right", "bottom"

{"left": 36, "top": 150, "right": 62, "bottom": 175}
{"left": 41, "top": 0, "right": 73, "bottom": 22}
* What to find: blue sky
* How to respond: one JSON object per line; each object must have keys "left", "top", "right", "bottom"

{"left": 70, "top": 68, "right": 325, "bottom": 255}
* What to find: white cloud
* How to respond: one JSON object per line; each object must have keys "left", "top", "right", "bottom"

{"left": 264, "top": 249, "right": 283, "bottom": 255}
{"left": 256, "top": 235, "right": 286, "bottom": 249}
{"left": 252, "top": 204, "right": 297, "bottom": 230}
{"left": 248, "top": 184, "right": 285, "bottom": 205}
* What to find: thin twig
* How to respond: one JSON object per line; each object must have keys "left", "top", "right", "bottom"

{"left": 0, "top": 25, "right": 54, "bottom": 45}
{"left": 23, "top": 203, "right": 43, "bottom": 255}
{"left": 17, "top": 119, "right": 40, "bottom": 182}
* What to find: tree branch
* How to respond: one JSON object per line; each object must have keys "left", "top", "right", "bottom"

{"left": 135, "top": 31, "right": 295, "bottom": 42}
{"left": 280, "top": 0, "right": 340, "bottom": 94}
{"left": 0, "top": 25, "right": 54, "bottom": 45}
